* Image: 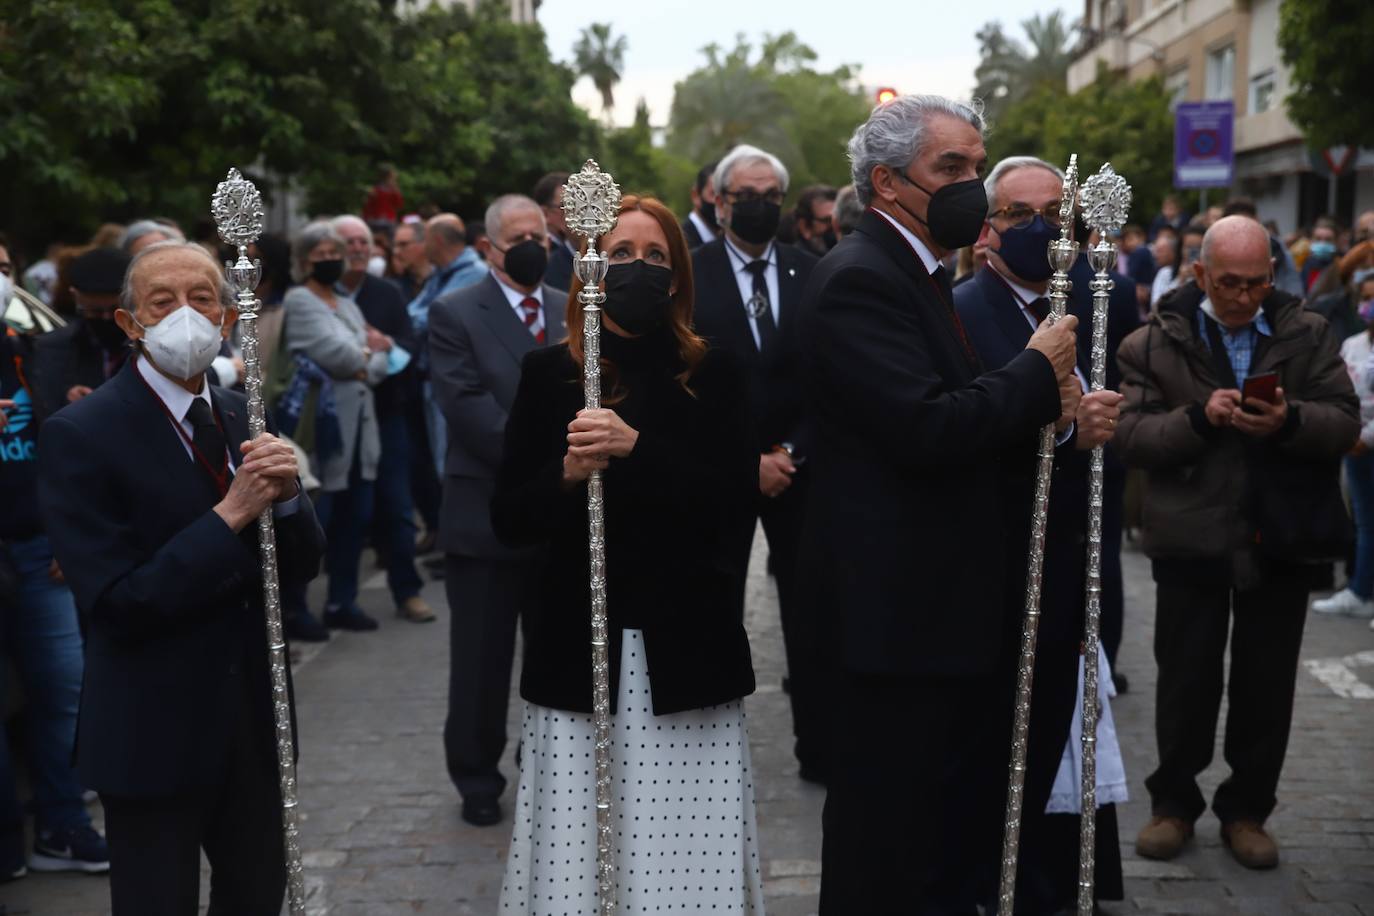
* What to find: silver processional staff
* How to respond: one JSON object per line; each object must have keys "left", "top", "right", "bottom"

{"left": 210, "top": 169, "right": 307, "bottom": 916}
{"left": 560, "top": 159, "right": 623, "bottom": 916}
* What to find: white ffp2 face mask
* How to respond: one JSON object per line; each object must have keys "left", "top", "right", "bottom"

{"left": 134, "top": 305, "right": 224, "bottom": 380}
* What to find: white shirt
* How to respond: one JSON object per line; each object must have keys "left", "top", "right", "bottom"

{"left": 136, "top": 354, "right": 300, "bottom": 515}
{"left": 1150, "top": 265, "right": 1176, "bottom": 306}
{"left": 723, "top": 237, "right": 780, "bottom": 350}
{"left": 873, "top": 208, "right": 942, "bottom": 275}
{"left": 493, "top": 273, "right": 545, "bottom": 340}
{"left": 688, "top": 210, "right": 718, "bottom": 246}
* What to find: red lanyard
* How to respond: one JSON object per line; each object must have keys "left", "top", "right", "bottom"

{"left": 133, "top": 356, "right": 232, "bottom": 498}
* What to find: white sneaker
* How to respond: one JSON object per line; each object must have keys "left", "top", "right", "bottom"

{"left": 1312, "top": 588, "right": 1374, "bottom": 618}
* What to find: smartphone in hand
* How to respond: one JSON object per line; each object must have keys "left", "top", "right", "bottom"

{"left": 1241, "top": 372, "right": 1279, "bottom": 413}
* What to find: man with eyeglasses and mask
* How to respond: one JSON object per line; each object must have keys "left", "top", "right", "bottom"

{"left": 797, "top": 96, "right": 1082, "bottom": 913}
{"left": 953, "top": 154, "right": 1132, "bottom": 913}
{"left": 690, "top": 144, "right": 823, "bottom": 784}
{"left": 427, "top": 194, "right": 566, "bottom": 828}
{"left": 1117, "top": 216, "right": 1358, "bottom": 872}
{"left": 27, "top": 247, "right": 133, "bottom": 423}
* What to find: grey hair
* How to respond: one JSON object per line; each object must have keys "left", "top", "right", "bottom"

{"left": 290, "top": 220, "right": 346, "bottom": 283}
{"left": 983, "top": 156, "right": 1064, "bottom": 213}
{"left": 834, "top": 184, "right": 863, "bottom": 235}
{"left": 713, "top": 144, "right": 790, "bottom": 197}
{"left": 119, "top": 239, "right": 231, "bottom": 312}
{"left": 330, "top": 214, "right": 371, "bottom": 238}
{"left": 846, "top": 94, "right": 985, "bottom": 206}
{"left": 119, "top": 219, "right": 185, "bottom": 254}
{"left": 484, "top": 194, "right": 544, "bottom": 243}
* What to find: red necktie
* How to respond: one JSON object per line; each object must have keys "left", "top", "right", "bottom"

{"left": 521, "top": 297, "right": 544, "bottom": 344}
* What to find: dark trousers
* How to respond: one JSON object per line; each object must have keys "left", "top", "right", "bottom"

{"left": 101, "top": 690, "right": 284, "bottom": 916}
{"left": 443, "top": 552, "right": 537, "bottom": 800}
{"left": 758, "top": 476, "right": 825, "bottom": 770}
{"left": 1145, "top": 572, "right": 1310, "bottom": 824}
{"left": 373, "top": 410, "right": 423, "bottom": 605}
{"left": 1100, "top": 471, "right": 1126, "bottom": 668}
{"left": 820, "top": 671, "right": 987, "bottom": 915}
{"left": 406, "top": 392, "right": 442, "bottom": 534}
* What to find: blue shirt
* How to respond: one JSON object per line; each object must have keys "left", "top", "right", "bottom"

{"left": 1197, "top": 299, "right": 1272, "bottom": 383}
{"left": 406, "top": 248, "right": 488, "bottom": 371}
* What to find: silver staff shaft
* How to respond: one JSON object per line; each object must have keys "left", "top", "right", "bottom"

{"left": 562, "top": 160, "right": 622, "bottom": 916}
{"left": 1075, "top": 161, "right": 1132, "bottom": 916}
{"left": 212, "top": 168, "right": 304, "bottom": 916}
{"left": 999, "top": 154, "right": 1079, "bottom": 916}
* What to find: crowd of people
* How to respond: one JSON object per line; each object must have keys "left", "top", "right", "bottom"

{"left": 0, "top": 91, "right": 1369, "bottom": 914}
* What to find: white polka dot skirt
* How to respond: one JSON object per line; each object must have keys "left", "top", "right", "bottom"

{"left": 499, "top": 629, "right": 766, "bottom": 914}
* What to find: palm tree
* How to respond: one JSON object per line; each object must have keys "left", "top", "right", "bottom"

{"left": 666, "top": 40, "right": 795, "bottom": 165}
{"left": 573, "top": 23, "right": 628, "bottom": 125}
{"left": 973, "top": 10, "right": 1076, "bottom": 125}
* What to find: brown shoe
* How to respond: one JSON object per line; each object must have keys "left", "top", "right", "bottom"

{"left": 398, "top": 596, "right": 437, "bottom": 623}
{"left": 1221, "top": 820, "right": 1279, "bottom": 870}
{"left": 1136, "top": 815, "right": 1194, "bottom": 860}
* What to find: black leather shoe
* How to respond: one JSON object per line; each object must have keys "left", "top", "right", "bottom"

{"left": 284, "top": 610, "right": 330, "bottom": 643}
{"left": 324, "top": 606, "right": 379, "bottom": 632}
{"left": 1113, "top": 672, "right": 1129, "bottom": 695}
{"left": 462, "top": 795, "right": 502, "bottom": 827}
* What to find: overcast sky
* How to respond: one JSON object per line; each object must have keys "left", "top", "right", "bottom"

{"left": 539, "top": 0, "right": 1078, "bottom": 127}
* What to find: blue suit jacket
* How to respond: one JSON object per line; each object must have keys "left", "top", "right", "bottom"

{"left": 37, "top": 360, "right": 324, "bottom": 797}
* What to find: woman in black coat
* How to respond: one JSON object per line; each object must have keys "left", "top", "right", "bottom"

{"left": 491, "top": 195, "right": 766, "bottom": 913}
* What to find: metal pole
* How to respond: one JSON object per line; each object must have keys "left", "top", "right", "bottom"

{"left": 561, "top": 160, "right": 623, "bottom": 916}
{"left": 210, "top": 169, "right": 305, "bottom": 915}
{"left": 1076, "top": 163, "right": 1133, "bottom": 915}
{"left": 998, "top": 154, "right": 1079, "bottom": 916}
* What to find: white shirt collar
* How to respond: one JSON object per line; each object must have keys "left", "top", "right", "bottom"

{"left": 688, "top": 210, "right": 718, "bottom": 244}
{"left": 492, "top": 272, "right": 543, "bottom": 310}
{"left": 872, "top": 207, "right": 941, "bottom": 276}
{"left": 136, "top": 351, "right": 210, "bottom": 424}
{"left": 723, "top": 236, "right": 776, "bottom": 273}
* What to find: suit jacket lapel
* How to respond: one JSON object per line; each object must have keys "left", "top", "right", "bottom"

{"left": 476, "top": 275, "right": 537, "bottom": 365}
{"left": 978, "top": 268, "right": 1037, "bottom": 353}
{"left": 211, "top": 387, "right": 250, "bottom": 471}
{"left": 114, "top": 361, "right": 220, "bottom": 508}
{"left": 541, "top": 283, "right": 568, "bottom": 344}
{"left": 703, "top": 241, "right": 759, "bottom": 358}
{"left": 776, "top": 245, "right": 803, "bottom": 334}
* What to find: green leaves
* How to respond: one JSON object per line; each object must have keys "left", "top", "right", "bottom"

{"left": 1278, "top": 0, "right": 1374, "bottom": 150}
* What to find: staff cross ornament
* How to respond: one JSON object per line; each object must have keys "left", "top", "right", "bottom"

{"left": 1079, "top": 163, "right": 1133, "bottom": 237}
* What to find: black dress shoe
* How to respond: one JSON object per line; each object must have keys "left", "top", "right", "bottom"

{"left": 284, "top": 610, "right": 330, "bottom": 643}
{"left": 1113, "top": 672, "right": 1129, "bottom": 695}
{"left": 323, "top": 606, "right": 379, "bottom": 632}
{"left": 461, "top": 795, "right": 502, "bottom": 827}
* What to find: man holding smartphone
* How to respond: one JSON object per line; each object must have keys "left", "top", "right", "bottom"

{"left": 1115, "top": 216, "right": 1359, "bottom": 871}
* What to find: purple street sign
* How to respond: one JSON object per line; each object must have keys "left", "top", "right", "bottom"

{"left": 1174, "top": 101, "right": 1235, "bottom": 188}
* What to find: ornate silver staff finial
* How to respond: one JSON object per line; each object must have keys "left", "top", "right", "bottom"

{"left": 560, "top": 158, "right": 622, "bottom": 916}
{"left": 1074, "top": 160, "right": 1133, "bottom": 916}
{"left": 210, "top": 168, "right": 305, "bottom": 916}
{"left": 1000, "top": 152, "right": 1081, "bottom": 916}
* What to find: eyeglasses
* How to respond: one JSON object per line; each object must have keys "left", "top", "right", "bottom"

{"left": 724, "top": 189, "right": 784, "bottom": 206}
{"left": 1210, "top": 273, "right": 1274, "bottom": 296}
{"left": 986, "top": 203, "right": 1062, "bottom": 230}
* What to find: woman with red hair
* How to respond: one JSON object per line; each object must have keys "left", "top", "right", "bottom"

{"left": 492, "top": 195, "right": 766, "bottom": 912}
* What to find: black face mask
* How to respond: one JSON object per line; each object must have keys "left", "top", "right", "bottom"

{"left": 728, "top": 198, "right": 782, "bottom": 246}
{"left": 85, "top": 316, "right": 128, "bottom": 350}
{"left": 602, "top": 260, "right": 673, "bottom": 336}
{"left": 699, "top": 199, "right": 718, "bottom": 230}
{"left": 497, "top": 238, "right": 549, "bottom": 287}
{"left": 894, "top": 173, "right": 989, "bottom": 250}
{"left": 311, "top": 259, "right": 344, "bottom": 286}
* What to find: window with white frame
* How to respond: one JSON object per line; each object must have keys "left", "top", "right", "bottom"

{"left": 1206, "top": 44, "right": 1236, "bottom": 101}
{"left": 1250, "top": 69, "right": 1276, "bottom": 114}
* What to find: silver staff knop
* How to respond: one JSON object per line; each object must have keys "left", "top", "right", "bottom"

{"left": 210, "top": 168, "right": 306, "bottom": 916}
{"left": 561, "top": 159, "right": 623, "bottom": 916}
{"left": 999, "top": 153, "right": 1079, "bottom": 916}
{"left": 1076, "top": 161, "right": 1132, "bottom": 916}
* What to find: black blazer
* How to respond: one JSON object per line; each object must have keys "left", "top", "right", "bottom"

{"left": 26, "top": 320, "right": 127, "bottom": 422}
{"left": 795, "top": 209, "right": 1062, "bottom": 678}
{"left": 491, "top": 340, "right": 758, "bottom": 715}
{"left": 691, "top": 238, "right": 818, "bottom": 456}
{"left": 681, "top": 218, "right": 706, "bottom": 250}
{"left": 352, "top": 273, "right": 417, "bottom": 417}
{"left": 37, "top": 360, "right": 325, "bottom": 798}
{"left": 545, "top": 237, "right": 576, "bottom": 293}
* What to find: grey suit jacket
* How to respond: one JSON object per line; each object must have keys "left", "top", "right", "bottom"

{"left": 428, "top": 274, "right": 567, "bottom": 556}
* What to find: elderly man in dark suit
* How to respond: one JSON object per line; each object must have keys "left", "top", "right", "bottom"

{"left": 37, "top": 241, "right": 324, "bottom": 916}
{"left": 428, "top": 193, "right": 567, "bottom": 827}
{"left": 691, "top": 143, "right": 822, "bottom": 781}
{"left": 797, "top": 94, "right": 1082, "bottom": 913}
{"left": 954, "top": 155, "right": 1130, "bottom": 912}
{"left": 681, "top": 161, "right": 720, "bottom": 249}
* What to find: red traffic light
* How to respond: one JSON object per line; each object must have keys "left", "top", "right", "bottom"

{"left": 876, "top": 87, "right": 898, "bottom": 104}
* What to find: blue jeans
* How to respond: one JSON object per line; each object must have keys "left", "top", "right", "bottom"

{"left": 314, "top": 455, "right": 376, "bottom": 612}
{"left": 0, "top": 535, "right": 91, "bottom": 845}
{"left": 1346, "top": 451, "right": 1374, "bottom": 599}
{"left": 375, "top": 411, "right": 423, "bottom": 606}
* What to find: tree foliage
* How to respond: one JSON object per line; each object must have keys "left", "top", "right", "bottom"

{"left": 972, "top": 11, "right": 1076, "bottom": 126}
{"left": 572, "top": 22, "right": 628, "bottom": 123}
{"left": 1278, "top": 0, "right": 1374, "bottom": 149}
{"left": 987, "top": 65, "right": 1175, "bottom": 222}
{"left": 666, "top": 34, "right": 871, "bottom": 200}
{"left": 0, "top": 0, "right": 598, "bottom": 249}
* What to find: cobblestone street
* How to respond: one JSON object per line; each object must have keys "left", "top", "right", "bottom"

{"left": 5, "top": 532, "right": 1373, "bottom": 915}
